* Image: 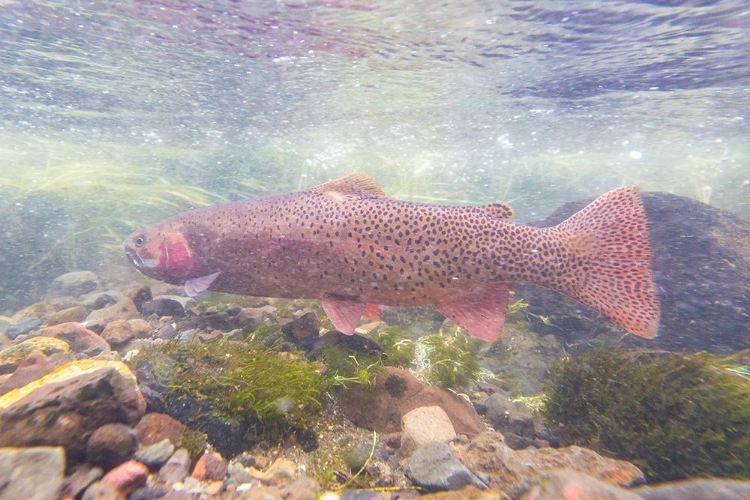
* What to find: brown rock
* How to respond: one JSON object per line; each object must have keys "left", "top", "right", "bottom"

{"left": 157, "top": 448, "right": 191, "bottom": 484}
{"left": 0, "top": 351, "right": 55, "bottom": 396}
{"left": 36, "top": 322, "right": 110, "bottom": 354}
{"left": 63, "top": 464, "right": 104, "bottom": 499}
{"left": 0, "top": 360, "right": 146, "bottom": 458}
{"left": 338, "top": 366, "right": 484, "bottom": 435}
{"left": 401, "top": 406, "right": 457, "bottom": 456}
{"left": 82, "top": 481, "right": 126, "bottom": 500}
{"left": 87, "top": 423, "right": 138, "bottom": 470}
{"left": 11, "top": 302, "right": 56, "bottom": 323}
{"left": 519, "top": 469, "right": 642, "bottom": 500}
{"left": 135, "top": 412, "right": 184, "bottom": 446}
{"left": 192, "top": 451, "right": 228, "bottom": 481}
{"left": 100, "top": 460, "right": 149, "bottom": 496}
{"left": 100, "top": 319, "right": 153, "bottom": 350}
{"left": 85, "top": 298, "right": 139, "bottom": 332}
{"left": 46, "top": 305, "right": 89, "bottom": 327}
{"left": 0, "top": 336, "right": 70, "bottom": 375}
{"left": 458, "top": 432, "right": 644, "bottom": 497}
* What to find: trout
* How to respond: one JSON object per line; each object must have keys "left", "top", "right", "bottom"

{"left": 123, "top": 173, "right": 660, "bottom": 341}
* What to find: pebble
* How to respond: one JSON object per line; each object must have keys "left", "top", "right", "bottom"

{"left": 101, "top": 459, "right": 149, "bottom": 496}
{"left": 157, "top": 448, "right": 191, "bottom": 484}
{"left": 0, "top": 336, "right": 69, "bottom": 375}
{"left": 633, "top": 478, "right": 750, "bottom": 500}
{"left": 0, "top": 446, "right": 65, "bottom": 500}
{"left": 82, "top": 480, "right": 126, "bottom": 500}
{"left": 192, "top": 451, "right": 228, "bottom": 481}
{"left": 35, "top": 321, "right": 110, "bottom": 355}
{"left": 0, "top": 351, "right": 55, "bottom": 396}
{"left": 84, "top": 297, "right": 139, "bottom": 332}
{"left": 63, "top": 464, "right": 104, "bottom": 498}
{"left": 4, "top": 316, "right": 42, "bottom": 340}
{"left": 83, "top": 290, "right": 123, "bottom": 310}
{"left": 401, "top": 405, "right": 457, "bottom": 456}
{"left": 135, "top": 412, "right": 184, "bottom": 446}
{"left": 483, "top": 392, "right": 536, "bottom": 438}
{"left": 87, "top": 423, "right": 139, "bottom": 470}
{"left": 405, "top": 442, "right": 487, "bottom": 492}
{"left": 46, "top": 305, "right": 89, "bottom": 326}
{"left": 141, "top": 296, "right": 188, "bottom": 317}
{"left": 48, "top": 270, "right": 100, "bottom": 298}
{"left": 135, "top": 438, "right": 175, "bottom": 470}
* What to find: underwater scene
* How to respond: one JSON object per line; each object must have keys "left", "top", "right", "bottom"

{"left": 0, "top": 0, "right": 749, "bottom": 498}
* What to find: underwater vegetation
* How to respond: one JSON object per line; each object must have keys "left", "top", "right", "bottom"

{"left": 543, "top": 348, "right": 750, "bottom": 482}
{"left": 130, "top": 339, "right": 327, "bottom": 450}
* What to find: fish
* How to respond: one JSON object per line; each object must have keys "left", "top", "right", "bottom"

{"left": 123, "top": 173, "right": 660, "bottom": 341}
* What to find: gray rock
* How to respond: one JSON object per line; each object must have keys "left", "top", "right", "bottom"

{"left": 49, "top": 270, "right": 100, "bottom": 298}
{"left": 633, "top": 478, "right": 750, "bottom": 500}
{"left": 63, "top": 464, "right": 104, "bottom": 499}
{"left": 157, "top": 448, "right": 191, "bottom": 484}
{"left": 134, "top": 439, "right": 175, "bottom": 470}
{"left": 227, "top": 461, "right": 253, "bottom": 485}
{"left": 4, "top": 316, "right": 42, "bottom": 340}
{"left": 484, "top": 392, "right": 536, "bottom": 438}
{"left": 404, "top": 442, "right": 486, "bottom": 492}
{"left": 82, "top": 291, "right": 123, "bottom": 311}
{"left": 141, "top": 296, "right": 188, "bottom": 318}
{"left": 0, "top": 446, "right": 65, "bottom": 500}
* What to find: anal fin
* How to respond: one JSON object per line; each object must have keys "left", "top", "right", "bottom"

{"left": 434, "top": 282, "right": 512, "bottom": 342}
{"left": 320, "top": 293, "right": 367, "bottom": 335}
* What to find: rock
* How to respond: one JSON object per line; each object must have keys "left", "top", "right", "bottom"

{"left": 249, "top": 458, "right": 297, "bottom": 486}
{"left": 84, "top": 298, "right": 139, "bottom": 332}
{"left": 458, "top": 432, "right": 644, "bottom": 497}
{"left": 0, "top": 446, "right": 65, "bottom": 500}
{"left": 157, "top": 448, "right": 191, "bottom": 484}
{"left": 48, "top": 271, "right": 100, "bottom": 298}
{"left": 154, "top": 321, "right": 178, "bottom": 340}
{"left": 0, "top": 351, "right": 55, "bottom": 396}
{"left": 234, "top": 307, "right": 265, "bottom": 333}
{"left": 519, "top": 192, "right": 750, "bottom": 352}
{"left": 192, "top": 451, "right": 229, "bottom": 481}
{"left": 82, "top": 481, "right": 126, "bottom": 500}
{"left": 135, "top": 438, "right": 175, "bottom": 470}
{"left": 401, "top": 406, "right": 457, "bottom": 456}
{"left": 100, "top": 459, "right": 149, "bottom": 496}
{"left": 283, "top": 477, "right": 321, "bottom": 500}
{"left": 63, "top": 464, "right": 104, "bottom": 499}
{"left": 228, "top": 461, "right": 254, "bottom": 485}
{"left": 141, "top": 296, "right": 188, "bottom": 317}
{"left": 35, "top": 322, "right": 110, "bottom": 355}
{"left": 405, "top": 442, "right": 487, "bottom": 492}
{"left": 82, "top": 290, "right": 123, "bottom": 311}
{"left": 518, "top": 469, "right": 642, "bottom": 500}
{"left": 0, "top": 359, "right": 146, "bottom": 458}
{"left": 87, "top": 423, "right": 138, "bottom": 470}
{"left": 4, "top": 316, "right": 43, "bottom": 340}
{"left": 633, "top": 478, "right": 750, "bottom": 500}
{"left": 46, "top": 305, "right": 89, "bottom": 326}
{"left": 338, "top": 366, "right": 484, "bottom": 436}
{"left": 11, "top": 302, "right": 56, "bottom": 323}
{"left": 282, "top": 312, "right": 320, "bottom": 349}
{"left": 101, "top": 319, "right": 152, "bottom": 349}
{"left": 135, "top": 412, "right": 184, "bottom": 446}
{"left": 483, "top": 393, "right": 536, "bottom": 438}
{"left": 0, "top": 336, "right": 70, "bottom": 374}
{"left": 312, "top": 330, "right": 383, "bottom": 356}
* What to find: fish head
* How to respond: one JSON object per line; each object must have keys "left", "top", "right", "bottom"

{"left": 123, "top": 224, "right": 198, "bottom": 283}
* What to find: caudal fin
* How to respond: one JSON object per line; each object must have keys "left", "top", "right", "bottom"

{"left": 553, "top": 186, "right": 660, "bottom": 338}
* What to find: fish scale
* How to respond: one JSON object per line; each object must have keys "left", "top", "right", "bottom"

{"left": 124, "top": 173, "right": 660, "bottom": 342}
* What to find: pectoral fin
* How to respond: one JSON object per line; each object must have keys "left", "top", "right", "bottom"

{"left": 185, "top": 271, "right": 221, "bottom": 297}
{"left": 434, "top": 282, "right": 512, "bottom": 342}
{"left": 320, "top": 293, "right": 367, "bottom": 335}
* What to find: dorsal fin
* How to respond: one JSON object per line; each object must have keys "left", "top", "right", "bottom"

{"left": 481, "top": 202, "right": 514, "bottom": 219}
{"left": 311, "top": 173, "right": 386, "bottom": 198}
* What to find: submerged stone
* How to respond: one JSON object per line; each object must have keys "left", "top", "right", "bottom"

{"left": 0, "top": 446, "right": 66, "bottom": 500}
{"left": 0, "top": 336, "right": 70, "bottom": 374}
{"left": 0, "top": 359, "right": 146, "bottom": 457}
{"left": 405, "top": 442, "right": 486, "bottom": 492}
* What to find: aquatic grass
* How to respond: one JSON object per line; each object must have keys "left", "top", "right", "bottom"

{"left": 543, "top": 348, "right": 750, "bottom": 482}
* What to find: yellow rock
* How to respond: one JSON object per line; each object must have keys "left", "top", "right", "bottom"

{"left": 0, "top": 359, "right": 138, "bottom": 410}
{"left": 11, "top": 302, "right": 56, "bottom": 323}
{"left": 0, "top": 337, "right": 70, "bottom": 365}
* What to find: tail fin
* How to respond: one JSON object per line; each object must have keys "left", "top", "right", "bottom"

{"left": 553, "top": 186, "right": 660, "bottom": 338}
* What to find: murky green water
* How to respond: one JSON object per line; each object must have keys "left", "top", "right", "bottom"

{"left": 1, "top": 0, "right": 748, "bottom": 312}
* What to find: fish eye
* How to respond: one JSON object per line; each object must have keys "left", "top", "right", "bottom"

{"left": 134, "top": 235, "right": 145, "bottom": 247}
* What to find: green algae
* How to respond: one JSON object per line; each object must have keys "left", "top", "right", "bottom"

{"left": 130, "top": 339, "right": 327, "bottom": 446}
{"left": 543, "top": 348, "right": 750, "bottom": 482}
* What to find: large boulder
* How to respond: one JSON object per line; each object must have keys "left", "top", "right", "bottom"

{"left": 517, "top": 192, "right": 750, "bottom": 352}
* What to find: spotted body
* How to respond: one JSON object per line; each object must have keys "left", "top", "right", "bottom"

{"left": 123, "top": 173, "right": 660, "bottom": 341}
